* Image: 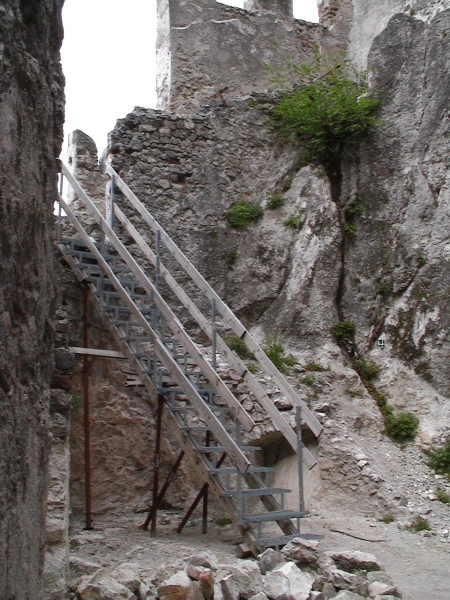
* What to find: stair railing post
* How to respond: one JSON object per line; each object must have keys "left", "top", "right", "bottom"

{"left": 236, "top": 420, "right": 243, "bottom": 525}
{"left": 57, "top": 173, "right": 63, "bottom": 241}
{"left": 82, "top": 283, "right": 93, "bottom": 530}
{"left": 296, "top": 406, "right": 305, "bottom": 515}
{"left": 211, "top": 298, "right": 217, "bottom": 371}
{"left": 155, "top": 230, "right": 161, "bottom": 293}
{"left": 108, "top": 173, "right": 115, "bottom": 230}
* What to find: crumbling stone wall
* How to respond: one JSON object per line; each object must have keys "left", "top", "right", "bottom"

{"left": 0, "top": 0, "right": 64, "bottom": 597}
{"left": 157, "top": 0, "right": 324, "bottom": 111}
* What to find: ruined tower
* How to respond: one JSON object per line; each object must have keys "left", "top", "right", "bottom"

{"left": 156, "top": 0, "right": 322, "bottom": 111}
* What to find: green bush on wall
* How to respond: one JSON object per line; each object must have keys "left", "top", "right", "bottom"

{"left": 385, "top": 411, "right": 419, "bottom": 443}
{"left": 270, "top": 50, "right": 382, "bottom": 169}
{"left": 225, "top": 201, "right": 264, "bottom": 229}
{"left": 427, "top": 440, "right": 450, "bottom": 476}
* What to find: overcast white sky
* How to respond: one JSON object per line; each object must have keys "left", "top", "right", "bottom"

{"left": 62, "top": 0, "right": 319, "bottom": 156}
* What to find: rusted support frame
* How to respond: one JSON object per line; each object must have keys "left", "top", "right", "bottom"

{"left": 150, "top": 395, "right": 164, "bottom": 537}
{"left": 177, "top": 453, "right": 227, "bottom": 534}
{"left": 141, "top": 449, "right": 185, "bottom": 531}
{"left": 82, "top": 283, "right": 93, "bottom": 530}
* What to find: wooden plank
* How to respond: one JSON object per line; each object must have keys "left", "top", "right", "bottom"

{"left": 60, "top": 168, "right": 254, "bottom": 434}
{"left": 114, "top": 203, "right": 317, "bottom": 470}
{"left": 69, "top": 346, "right": 127, "bottom": 359}
{"left": 58, "top": 195, "right": 252, "bottom": 475}
{"left": 107, "top": 166, "right": 322, "bottom": 439}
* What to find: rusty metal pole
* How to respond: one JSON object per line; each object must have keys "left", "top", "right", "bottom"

{"left": 82, "top": 283, "right": 93, "bottom": 530}
{"left": 141, "top": 450, "right": 185, "bottom": 531}
{"left": 150, "top": 395, "right": 164, "bottom": 537}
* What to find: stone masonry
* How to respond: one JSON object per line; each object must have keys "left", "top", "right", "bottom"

{"left": 157, "top": 0, "right": 325, "bottom": 111}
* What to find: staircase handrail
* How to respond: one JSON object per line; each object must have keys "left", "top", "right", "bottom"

{"left": 106, "top": 165, "right": 323, "bottom": 440}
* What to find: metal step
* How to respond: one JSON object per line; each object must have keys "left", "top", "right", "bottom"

{"left": 197, "top": 445, "right": 261, "bottom": 453}
{"left": 211, "top": 466, "right": 276, "bottom": 474}
{"left": 224, "top": 487, "right": 290, "bottom": 498}
{"left": 242, "top": 510, "right": 305, "bottom": 524}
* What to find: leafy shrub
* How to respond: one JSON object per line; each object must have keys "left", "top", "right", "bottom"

{"left": 225, "top": 201, "right": 263, "bottom": 229}
{"left": 436, "top": 487, "right": 450, "bottom": 504}
{"left": 270, "top": 51, "right": 382, "bottom": 168}
{"left": 227, "top": 249, "right": 239, "bottom": 269}
{"left": 385, "top": 411, "right": 419, "bottom": 443}
{"left": 284, "top": 213, "right": 302, "bottom": 230}
{"left": 355, "top": 358, "right": 380, "bottom": 382}
{"left": 408, "top": 516, "right": 431, "bottom": 533}
{"left": 376, "top": 281, "right": 393, "bottom": 296}
{"left": 224, "top": 335, "right": 255, "bottom": 361}
{"left": 331, "top": 320, "right": 356, "bottom": 340}
{"left": 381, "top": 513, "right": 395, "bottom": 524}
{"left": 344, "top": 222, "right": 358, "bottom": 236}
{"left": 304, "top": 361, "right": 327, "bottom": 372}
{"left": 428, "top": 440, "right": 450, "bottom": 476}
{"left": 263, "top": 334, "right": 297, "bottom": 374}
{"left": 267, "top": 193, "right": 285, "bottom": 209}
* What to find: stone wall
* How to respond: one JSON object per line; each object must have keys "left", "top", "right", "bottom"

{"left": 0, "top": 1, "right": 64, "bottom": 597}
{"left": 156, "top": 0, "right": 324, "bottom": 111}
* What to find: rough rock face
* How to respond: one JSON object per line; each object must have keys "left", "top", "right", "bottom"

{"left": 0, "top": 0, "right": 64, "bottom": 597}
{"left": 156, "top": 0, "right": 323, "bottom": 111}
{"left": 318, "top": 0, "right": 449, "bottom": 67}
{"left": 339, "top": 9, "right": 450, "bottom": 440}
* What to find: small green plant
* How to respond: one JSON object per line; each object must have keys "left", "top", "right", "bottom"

{"left": 331, "top": 320, "right": 356, "bottom": 341}
{"left": 417, "top": 254, "right": 426, "bottom": 268}
{"left": 267, "top": 192, "right": 285, "bottom": 209}
{"left": 71, "top": 393, "right": 82, "bottom": 413}
{"left": 428, "top": 440, "right": 450, "bottom": 476}
{"left": 227, "top": 249, "right": 239, "bottom": 269}
{"left": 304, "top": 361, "right": 327, "bottom": 372}
{"left": 344, "top": 222, "right": 358, "bottom": 237}
{"left": 381, "top": 513, "right": 395, "bottom": 524}
{"left": 409, "top": 8, "right": 417, "bottom": 16}
{"left": 225, "top": 201, "right": 263, "bottom": 229}
{"left": 385, "top": 411, "right": 419, "bottom": 443}
{"left": 247, "top": 363, "right": 259, "bottom": 374}
{"left": 376, "top": 281, "right": 393, "bottom": 296}
{"left": 281, "top": 176, "right": 294, "bottom": 191}
{"left": 346, "top": 387, "right": 363, "bottom": 398}
{"left": 263, "top": 334, "right": 297, "bottom": 374}
{"left": 224, "top": 335, "right": 255, "bottom": 361}
{"left": 300, "top": 375, "right": 315, "bottom": 386}
{"left": 284, "top": 213, "right": 302, "bottom": 230}
{"left": 355, "top": 358, "right": 380, "bottom": 382}
{"left": 436, "top": 487, "right": 450, "bottom": 504}
{"left": 408, "top": 516, "right": 431, "bottom": 533}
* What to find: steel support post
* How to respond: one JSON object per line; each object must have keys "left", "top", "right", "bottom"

{"left": 296, "top": 406, "right": 305, "bottom": 514}
{"left": 150, "top": 395, "right": 164, "bottom": 537}
{"left": 82, "top": 284, "right": 93, "bottom": 530}
{"left": 142, "top": 450, "right": 185, "bottom": 530}
{"left": 177, "top": 453, "right": 226, "bottom": 533}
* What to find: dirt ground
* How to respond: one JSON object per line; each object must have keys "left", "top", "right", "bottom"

{"left": 69, "top": 505, "right": 450, "bottom": 600}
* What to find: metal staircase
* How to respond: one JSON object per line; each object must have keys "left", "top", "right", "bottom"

{"left": 56, "top": 162, "right": 323, "bottom": 554}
